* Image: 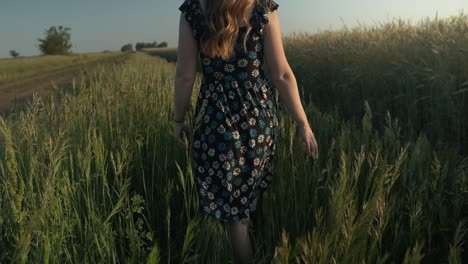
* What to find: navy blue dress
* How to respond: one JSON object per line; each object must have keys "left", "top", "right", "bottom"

{"left": 179, "top": 0, "right": 280, "bottom": 223}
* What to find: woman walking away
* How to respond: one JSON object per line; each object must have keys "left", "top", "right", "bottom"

{"left": 173, "top": 0, "right": 319, "bottom": 263}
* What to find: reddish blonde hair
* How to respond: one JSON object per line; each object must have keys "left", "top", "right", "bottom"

{"left": 201, "top": 0, "right": 257, "bottom": 60}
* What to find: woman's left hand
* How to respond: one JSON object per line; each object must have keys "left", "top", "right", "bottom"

{"left": 174, "top": 122, "right": 190, "bottom": 148}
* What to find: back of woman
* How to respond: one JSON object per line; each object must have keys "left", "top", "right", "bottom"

{"left": 173, "top": 0, "right": 318, "bottom": 262}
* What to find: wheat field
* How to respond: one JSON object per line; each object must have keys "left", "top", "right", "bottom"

{"left": 0, "top": 13, "right": 467, "bottom": 264}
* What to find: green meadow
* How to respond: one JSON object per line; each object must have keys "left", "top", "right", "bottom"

{"left": 0, "top": 13, "right": 467, "bottom": 263}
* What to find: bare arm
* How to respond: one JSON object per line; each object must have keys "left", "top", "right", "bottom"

{"left": 174, "top": 13, "right": 198, "bottom": 122}
{"left": 263, "top": 10, "right": 310, "bottom": 128}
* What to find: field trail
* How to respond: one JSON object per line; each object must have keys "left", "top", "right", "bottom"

{"left": 0, "top": 53, "right": 130, "bottom": 115}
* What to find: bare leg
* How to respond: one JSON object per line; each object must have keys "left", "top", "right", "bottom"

{"left": 228, "top": 215, "right": 253, "bottom": 264}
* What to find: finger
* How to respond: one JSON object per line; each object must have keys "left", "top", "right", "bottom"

{"left": 307, "top": 140, "right": 312, "bottom": 156}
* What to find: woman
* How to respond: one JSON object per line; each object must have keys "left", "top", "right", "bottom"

{"left": 173, "top": 0, "right": 319, "bottom": 262}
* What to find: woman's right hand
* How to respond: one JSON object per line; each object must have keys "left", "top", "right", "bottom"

{"left": 297, "top": 122, "right": 319, "bottom": 160}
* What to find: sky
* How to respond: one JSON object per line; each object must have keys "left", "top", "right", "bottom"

{"left": 0, "top": 0, "right": 466, "bottom": 58}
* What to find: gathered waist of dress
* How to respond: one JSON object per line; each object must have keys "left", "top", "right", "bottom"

{"left": 201, "top": 72, "right": 271, "bottom": 88}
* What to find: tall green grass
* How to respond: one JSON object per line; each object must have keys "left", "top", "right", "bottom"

{"left": 1, "top": 14, "right": 467, "bottom": 263}
{"left": 1, "top": 52, "right": 466, "bottom": 263}
{"left": 0, "top": 51, "right": 123, "bottom": 85}
{"left": 284, "top": 12, "right": 468, "bottom": 155}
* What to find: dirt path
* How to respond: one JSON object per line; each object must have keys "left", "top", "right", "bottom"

{"left": 0, "top": 53, "right": 130, "bottom": 116}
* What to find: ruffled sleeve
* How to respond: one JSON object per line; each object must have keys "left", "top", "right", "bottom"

{"left": 178, "top": 0, "right": 203, "bottom": 40}
{"left": 253, "top": 0, "right": 279, "bottom": 31}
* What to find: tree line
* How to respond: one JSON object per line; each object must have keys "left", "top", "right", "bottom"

{"left": 8, "top": 25, "right": 168, "bottom": 58}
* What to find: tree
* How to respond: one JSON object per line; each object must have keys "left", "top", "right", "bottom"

{"left": 157, "top": 42, "right": 168, "bottom": 48}
{"left": 37, "top": 25, "right": 72, "bottom": 55}
{"left": 121, "top": 43, "right": 133, "bottom": 52}
{"left": 9, "top": 50, "right": 19, "bottom": 58}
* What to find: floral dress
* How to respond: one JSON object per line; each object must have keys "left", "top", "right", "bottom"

{"left": 179, "top": 0, "right": 280, "bottom": 223}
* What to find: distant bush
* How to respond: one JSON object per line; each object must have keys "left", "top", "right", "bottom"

{"left": 156, "top": 42, "right": 168, "bottom": 48}
{"left": 37, "top": 25, "right": 72, "bottom": 55}
{"left": 121, "top": 44, "right": 133, "bottom": 52}
{"left": 9, "top": 50, "right": 19, "bottom": 58}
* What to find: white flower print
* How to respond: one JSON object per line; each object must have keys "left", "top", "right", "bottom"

{"left": 214, "top": 72, "right": 224, "bottom": 80}
{"left": 241, "top": 184, "right": 248, "bottom": 192}
{"left": 258, "top": 134, "right": 265, "bottom": 143}
{"left": 219, "top": 154, "right": 226, "bottom": 162}
{"left": 252, "top": 108, "right": 259, "bottom": 117}
{"left": 251, "top": 168, "right": 258, "bottom": 177}
{"left": 239, "top": 157, "right": 245, "bottom": 165}
{"left": 228, "top": 90, "right": 236, "bottom": 99}
{"left": 254, "top": 157, "right": 261, "bottom": 166}
{"left": 237, "top": 59, "right": 248, "bottom": 67}
{"left": 241, "top": 197, "right": 248, "bottom": 204}
{"left": 252, "top": 83, "right": 259, "bottom": 92}
{"left": 247, "top": 177, "right": 254, "bottom": 185}
{"left": 232, "top": 131, "right": 240, "bottom": 139}
{"left": 255, "top": 43, "right": 262, "bottom": 52}
{"left": 246, "top": 92, "right": 253, "bottom": 101}
{"left": 217, "top": 125, "right": 226, "bottom": 134}
{"left": 253, "top": 59, "right": 261, "bottom": 67}
{"left": 251, "top": 69, "right": 259, "bottom": 77}
{"left": 233, "top": 167, "right": 241, "bottom": 176}
{"left": 252, "top": 33, "right": 260, "bottom": 41}
{"left": 198, "top": 166, "right": 205, "bottom": 173}
{"left": 231, "top": 207, "right": 238, "bottom": 215}
{"left": 208, "top": 148, "right": 215, "bottom": 156}
{"left": 210, "top": 202, "right": 217, "bottom": 210}
{"left": 208, "top": 192, "right": 214, "bottom": 200}
{"left": 248, "top": 117, "right": 256, "bottom": 126}
{"left": 223, "top": 161, "right": 231, "bottom": 170}
{"left": 224, "top": 64, "right": 235, "bottom": 72}
{"left": 249, "top": 139, "right": 256, "bottom": 148}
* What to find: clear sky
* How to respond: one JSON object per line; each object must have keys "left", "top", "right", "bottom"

{"left": 0, "top": 0, "right": 466, "bottom": 58}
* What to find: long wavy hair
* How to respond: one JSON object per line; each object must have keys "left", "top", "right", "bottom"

{"left": 201, "top": 0, "right": 259, "bottom": 60}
